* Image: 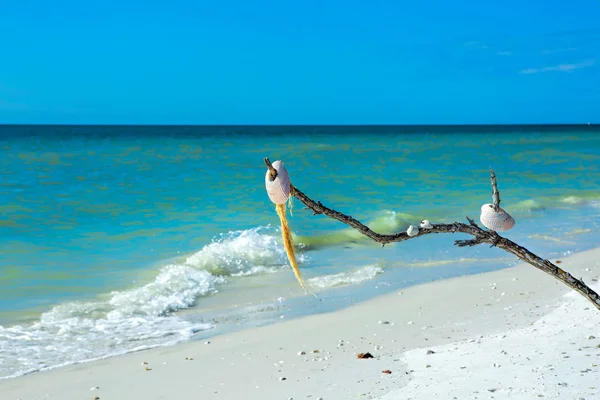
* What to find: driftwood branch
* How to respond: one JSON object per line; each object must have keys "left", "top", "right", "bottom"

{"left": 490, "top": 169, "right": 501, "bottom": 212}
{"left": 264, "top": 158, "right": 600, "bottom": 311}
{"left": 264, "top": 157, "right": 278, "bottom": 181}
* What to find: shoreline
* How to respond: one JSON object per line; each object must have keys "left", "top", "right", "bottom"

{"left": 1, "top": 247, "right": 599, "bottom": 399}
{"left": 1, "top": 201, "right": 598, "bottom": 382}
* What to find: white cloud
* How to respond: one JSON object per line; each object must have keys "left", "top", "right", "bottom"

{"left": 541, "top": 47, "right": 577, "bottom": 55}
{"left": 519, "top": 60, "right": 595, "bottom": 74}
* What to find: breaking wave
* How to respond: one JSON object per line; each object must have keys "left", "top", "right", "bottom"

{"left": 0, "top": 226, "right": 303, "bottom": 379}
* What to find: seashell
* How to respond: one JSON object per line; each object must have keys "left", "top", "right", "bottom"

{"left": 406, "top": 225, "right": 419, "bottom": 237}
{"left": 265, "top": 160, "right": 291, "bottom": 204}
{"left": 419, "top": 220, "right": 433, "bottom": 229}
{"left": 479, "top": 204, "right": 515, "bottom": 232}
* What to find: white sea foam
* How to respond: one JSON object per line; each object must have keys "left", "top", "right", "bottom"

{"left": 0, "top": 265, "right": 221, "bottom": 379}
{"left": 308, "top": 265, "right": 384, "bottom": 290}
{"left": 185, "top": 226, "right": 305, "bottom": 276}
{"left": 562, "top": 195, "right": 585, "bottom": 204}
{"left": 0, "top": 226, "right": 303, "bottom": 379}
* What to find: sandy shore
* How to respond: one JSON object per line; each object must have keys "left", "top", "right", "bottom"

{"left": 1, "top": 247, "right": 599, "bottom": 400}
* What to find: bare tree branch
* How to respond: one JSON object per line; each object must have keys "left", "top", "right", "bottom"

{"left": 264, "top": 157, "right": 278, "bottom": 181}
{"left": 264, "top": 158, "right": 600, "bottom": 312}
{"left": 490, "top": 169, "right": 501, "bottom": 212}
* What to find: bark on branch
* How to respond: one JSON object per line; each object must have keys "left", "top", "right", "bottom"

{"left": 264, "top": 158, "right": 600, "bottom": 311}
{"left": 490, "top": 169, "right": 501, "bottom": 212}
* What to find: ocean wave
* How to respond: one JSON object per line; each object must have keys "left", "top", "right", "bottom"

{"left": 397, "top": 257, "right": 513, "bottom": 268}
{"left": 295, "top": 211, "right": 417, "bottom": 249}
{"left": 291, "top": 193, "right": 600, "bottom": 252}
{"left": 509, "top": 199, "right": 546, "bottom": 213}
{"left": 307, "top": 265, "right": 384, "bottom": 289}
{"left": 509, "top": 193, "right": 600, "bottom": 214}
{"left": 0, "top": 265, "right": 221, "bottom": 379}
{"left": 0, "top": 226, "right": 303, "bottom": 379}
{"left": 185, "top": 226, "right": 306, "bottom": 276}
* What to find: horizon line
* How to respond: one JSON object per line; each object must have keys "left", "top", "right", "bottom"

{"left": 0, "top": 123, "right": 598, "bottom": 127}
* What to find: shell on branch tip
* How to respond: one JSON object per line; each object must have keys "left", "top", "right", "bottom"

{"left": 419, "top": 220, "right": 433, "bottom": 229}
{"left": 479, "top": 204, "right": 515, "bottom": 232}
{"left": 407, "top": 225, "right": 419, "bottom": 237}
{"left": 265, "top": 160, "right": 291, "bottom": 205}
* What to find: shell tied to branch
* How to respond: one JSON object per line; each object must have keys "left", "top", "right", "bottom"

{"left": 265, "top": 160, "right": 291, "bottom": 205}
{"left": 419, "top": 220, "right": 433, "bottom": 229}
{"left": 407, "top": 225, "right": 419, "bottom": 237}
{"left": 480, "top": 204, "right": 515, "bottom": 232}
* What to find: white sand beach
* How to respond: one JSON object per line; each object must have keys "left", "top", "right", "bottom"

{"left": 1, "top": 247, "right": 599, "bottom": 400}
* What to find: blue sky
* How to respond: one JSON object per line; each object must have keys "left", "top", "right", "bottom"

{"left": 0, "top": 0, "right": 599, "bottom": 124}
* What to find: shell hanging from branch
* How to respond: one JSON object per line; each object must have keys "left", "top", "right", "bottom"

{"left": 263, "top": 158, "right": 309, "bottom": 293}
{"left": 420, "top": 220, "right": 433, "bottom": 229}
{"left": 407, "top": 225, "right": 419, "bottom": 237}
{"left": 479, "top": 204, "right": 515, "bottom": 232}
{"left": 265, "top": 160, "right": 291, "bottom": 204}
{"left": 480, "top": 170, "right": 515, "bottom": 232}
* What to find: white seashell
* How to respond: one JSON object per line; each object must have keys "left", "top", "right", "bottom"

{"left": 419, "top": 220, "right": 433, "bottom": 229}
{"left": 265, "top": 160, "right": 291, "bottom": 204}
{"left": 406, "top": 225, "right": 419, "bottom": 237}
{"left": 479, "top": 204, "right": 515, "bottom": 231}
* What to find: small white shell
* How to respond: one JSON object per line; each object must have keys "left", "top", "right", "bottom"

{"left": 407, "top": 225, "right": 419, "bottom": 237}
{"left": 479, "top": 204, "right": 515, "bottom": 232}
{"left": 265, "top": 160, "right": 291, "bottom": 204}
{"left": 419, "top": 220, "right": 433, "bottom": 229}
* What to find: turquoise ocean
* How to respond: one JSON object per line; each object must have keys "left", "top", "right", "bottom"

{"left": 1, "top": 125, "right": 599, "bottom": 378}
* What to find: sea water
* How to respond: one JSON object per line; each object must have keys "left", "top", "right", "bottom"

{"left": 0, "top": 125, "right": 599, "bottom": 378}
